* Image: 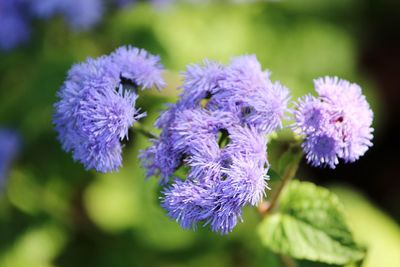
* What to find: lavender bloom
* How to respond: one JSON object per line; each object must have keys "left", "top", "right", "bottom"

{"left": 219, "top": 55, "right": 271, "bottom": 93}
{"left": 179, "top": 60, "right": 225, "bottom": 108}
{"left": 0, "top": 0, "right": 30, "bottom": 51}
{"left": 302, "top": 134, "right": 339, "bottom": 169}
{"left": 141, "top": 54, "right": 292, "bottom": 233}
{"left": 143, "top": 104, "right": 269, "bottom": 233}
{"left": 73, "top": 85, "right": 145, "bottom": 172}
{"left": 140, "top": 104, "right": 181, "bottom": 183}
{"left": 111, "top": 46, "right": 165, "bottom": 90}
{"left": 222, "top": 126, "right": 267, "bottom": 162}
{"left": 160, "top": 162, "right": 265, "bottom": 235}
{"left": 0, "top": 129, "right": 20, "bottom": 188}
{"left": 242, "top": 81, "right": 290, "bottom": 133}
{"left": 140, "top": 139, "right": 181, "bottom": 183}
{"left": 170, "top": 109, "right": 238, "bottom": 156}
{"left": 162, "top": 144, "right": 268, "bottom": 234}
{"left": 54, "top": 46, "right": 164, "bottom": 172}
{"left": 294, "top": 76, "right": 374, "bottom": 168}
{"left": 209, "top": 55, "right": 290, "bottom": 133}
{"left": 162, "top": 179, "right": 215, "bottom": 230}
{"left": 54, "top": 56, "right": 120, "bottom": 153}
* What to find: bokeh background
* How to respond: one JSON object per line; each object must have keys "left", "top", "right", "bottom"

{"left": 1, "top": 0, "right": 399, "bottom": 266}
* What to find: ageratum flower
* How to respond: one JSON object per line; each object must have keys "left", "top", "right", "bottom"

{"left": 177, "top": 55, "right": 290, "bottom": 133}
{"left": 141, "top": 55, "right": 289, "bottom": 234}
{"left": 179, "top": 60, "right": 225, "bottom": 108}
{"left": 142, "top": 105, "right": 269, "bottom": 233}
{"left": 211, "top": 55, "right": 290, "bottom": 133}
{"left": 54, "top": 46, "right": 164, "bottom": 172}
{"left": 294, "top": 76, "right": 373, "bottom": 168}
{"left": 0, "top": 0, "right": 30, "bottom": 51}
{"left": 159, "top": 123, "right": 268, "bottom": 234}
{"left": 111, "top": 46, "right": 165, "bottom": 90}
{"left": 0, "top": 129, "right": 20, "bottom": 188}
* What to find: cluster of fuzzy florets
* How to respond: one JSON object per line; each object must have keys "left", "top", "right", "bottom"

{"left": 52, "top": 46, "right": 374, "bottom": 235}
{"left": 53, "top": 46, "right": 165, "bottom": 173}
{"left": 294, "top": 77, "right": 374, "bottom": 168}
{"left": 141, "top": 55, "right": 290, "bottom": 234}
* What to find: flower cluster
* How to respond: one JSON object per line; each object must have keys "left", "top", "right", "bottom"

{"left": 141, "top": 55, "right": 290, "bottom": 233}
{"left": 0, "top": 129, "right": 20, "bottom": 189}
{"left": 54, "top": 46, "right": 164, "bottom": 173}
{"left": 294, "top": 77, "right": 374, "bottom": 168}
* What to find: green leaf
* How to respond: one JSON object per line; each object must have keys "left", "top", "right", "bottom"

{"left": 258, "top": 181, "right": 365, "bottom": 265}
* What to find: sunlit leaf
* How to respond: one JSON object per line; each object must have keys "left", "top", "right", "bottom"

{"left": 258, "top": 181, "right": 365, "bottom": 265}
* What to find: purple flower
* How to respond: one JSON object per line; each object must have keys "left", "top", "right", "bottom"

{"left": 140, "top": 139, "right": 181, "bottom": 184}
{"left": 54, "top": 56, "right": 120, "bottom": 153}
{"left": 141, "top": 54, "right": 291, "bottom": 233}
{"left": 170, "top": 109, "right": 238, "bottom": 156}
{"left": 54, "top": 46, "right": 164, "bottom": 172}
{"left": 142, "top": 103, "right": 269, "bottom": 233}
{"left": 241, "top": 81, "right": 290, "bottom": 133}
{"left": 179, "top": 60, "right": 225, "bottom": 108}
{"left": 0, "top": 0, "right": 30, "bottom": 51}
{"left": 161, "top": 178, "right": 215, "bottom": 230}
{"left": 209, "top": 55, "right": 290, "bottom": 133}
{"left": 222, "top": 126, "right": 267, "bottom": 162}
{"left": 0, "top": 129, "right": 20, "bottom": 188}
{"left": 162, "top": 140, "right": 268, "bottom": 234}
{"left": 294, "top": 76, "right": 374, "bottom": 168}
{"left": 111, "top": 46, "right": 165, "bottom": 90}
{"left": 219, "top": 55, "right": 271, "bottom": 93}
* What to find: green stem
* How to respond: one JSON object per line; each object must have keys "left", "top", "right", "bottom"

{"left": 280, "top": 255, "right": 297, "bottom": 267}
{"left": 133, "top": 123, "right": 158, "bottom": 139}
{"left": 260, "top": 144, "right": 303, "bottom": 216}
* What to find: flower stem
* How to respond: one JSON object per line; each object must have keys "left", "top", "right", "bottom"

{"left": 133, "top": 123, "right": 158, "bottom": 139}
{"left": 280, "top": 255, "right": 297, "bottom": 267}
{"left": 260, "top": 143, "right": 303, "bottom": 216}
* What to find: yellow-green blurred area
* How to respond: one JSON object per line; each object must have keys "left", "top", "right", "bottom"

{"left": 1, "top": 1, "right": 399, "bottom": 267}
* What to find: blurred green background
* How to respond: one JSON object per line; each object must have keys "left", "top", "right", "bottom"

{"left": 1, "top": 1, "right": 399, "bottom": 266}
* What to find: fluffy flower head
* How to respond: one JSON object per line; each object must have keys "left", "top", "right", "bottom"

{"left": 54, "top": 46, "right": 164, "bottom": 172}
{"left": 141, "top": 54, "right": 292, "bottom": 234}
{"left": 294, "top": 76, "right": 373, "bottom": 168}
